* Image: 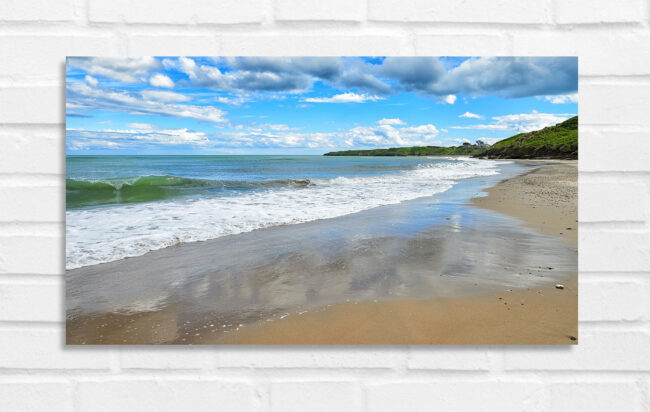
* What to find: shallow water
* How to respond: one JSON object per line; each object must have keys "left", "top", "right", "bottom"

{"left": 66, "top": 155, "right": 504, "bottom": 268}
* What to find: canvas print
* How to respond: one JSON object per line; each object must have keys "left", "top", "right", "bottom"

{"left": 66, "top": 57, "right": 578, "bottom": 345}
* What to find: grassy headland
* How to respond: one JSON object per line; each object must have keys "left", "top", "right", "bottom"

{"left": 324, "top": 116, "right": 578, "bottom": 159}
{"left": 477, "top": 116, "right": 577, "bottom": 159}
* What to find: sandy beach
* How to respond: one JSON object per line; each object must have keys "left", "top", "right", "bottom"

{"left": 66, "top": 161, "right": 577, "bottom": 345}
{"left": 213, "top": 162, "right": 578, "bottom": 345}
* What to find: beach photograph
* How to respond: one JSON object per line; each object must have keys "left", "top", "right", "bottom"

{"left": 65, "top": 56, "right": 578, "bottom": 345}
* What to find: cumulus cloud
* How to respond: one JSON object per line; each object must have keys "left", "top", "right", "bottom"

{"left": 213, "top": 120, "right": 440, "bottom": 150}
{"left": 68, "top": 57, "right": 159, "bottom": 83}
{"left": 451, "top": 110, "right": 574, "bottom": 133}
{"left": 67, "top": 82, "right": 226, "bottom": 123}
{"left": 459, "top": 111, "right": 482, "bottom": 119}
{"left": 343, "top": 123, "right": 439, "bottom": 148}
{"left": 336, "top": 62, "right": 392, "bottom": 94}
{"left": 139, "top": 89, "right": 191, "bottom": 102}
{"left": 303, "top": 92, "right": 384, "bottom": 103}
{"left": 431, "top": 57, "right": 578, "bottom": 99}
{"left": 68, "top": 57, "right": 578, "bottom": 103}
{"left": 167, "top": 57, "right": 322, "bottom": 93}
{"left": 542, "top": 93, "right": 578, "bottom": 104}
{"left": 378, "top": 57, "right": 446, "bottom": 94}
{"left": 84, "top": 75, "right": 98, "bottom": 86}
{"left": 149, "top": 73, "right": 174, "bottom": 88}
{"left": 213, "top": 96, "right": 249, "bottom": 106}
{"left": 378, "top": 118, "right": 406, "bottom": 125}
{"left": 227, "top": 57, "right": 343, "bottom": 80}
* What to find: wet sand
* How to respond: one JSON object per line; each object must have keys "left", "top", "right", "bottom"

{"left": 472, "top": 161, "right": 578, "bottom": 247}
{"left": 66, "top": 161, "right": 578, "bottom": 345}
{"left": 216, "top": 162, "right": 578, "bottom": 345}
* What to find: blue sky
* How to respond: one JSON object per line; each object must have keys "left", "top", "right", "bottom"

{"left": 66, "top": 57, "right": 578, "bottom": 155}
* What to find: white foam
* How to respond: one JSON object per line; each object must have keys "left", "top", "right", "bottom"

{"left": 66, "top": 158, "right": 503, "bottom": 269}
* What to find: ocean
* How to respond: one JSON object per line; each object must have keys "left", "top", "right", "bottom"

{"left": 66, "top": 155, "right": 504, "bottom": 269}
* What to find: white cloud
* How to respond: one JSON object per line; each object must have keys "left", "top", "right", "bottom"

{"left": 84, "top": 75, "right": 98, "bottom": 86}
{"left": 459, "top": 111, "right": 482, "bottom": 119}
{"left": 67, "top": 127, "right": 210, "bottom": 147}
{"left": 542, "top": 93, "right": 578, "bottom": 104}
{"left": 126, "top": 123, "right": 153, "bottom": 129}
{"left": 140, "top": 89, "right": 190, "bottom": 102}
{"left": 445, "top": 94, "right": 457, "bottom": 104}
{"left": 303, "top": 92, "right": 384, "bottom": 103}
{"left": 68, "top": 57, "right": 159, "bottom": 83}
{"left": 451, "top": 110, "right": 574, "bottom": 133}
{"left": 343, "top": 123, "right": 438, "bottom": 147}
{"left": 378, "top": 118, "right": 406, "bottom": 125}
{"left": 67, "top": 82, "right": 226, "bottom": 123}
{"left": 214, "top": 96, "right": 249, "bottom": 106}
{"left": 149, "top": 73, "right": 174, "bottom": 88}
{"left": 212, "top": 120, "right": 439, "bottom": 150}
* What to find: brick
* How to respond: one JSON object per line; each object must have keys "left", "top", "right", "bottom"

{"left": 580, "top": 83, "right": 650, "bottom": 126}
{"left": 88, "top": 0, "right": 265, "bottom": 24}
{"left": 579, "top": 232, "right": 650, "bottom": 272}
{"left": 504, "top": 330, "right": 650, "bottom": 370}
{"left": 0, "top": 126, "right": 64, "bottom": 174}
{"left": 407, "top": 347, "right": 491, "bottom": 370}
{"left": 76, "top": 380, "right": 254, "bottom": 412}
{"left": 512, "top": 31, "right": 650, "bottom": 76}
{"left": 555, "top": 0, "right": 645, "bottom": 24}
{"left": 0, "top": 236, "right": 63, "bottom": 275}
{"left": 0, "top": 186, "right": 64, "bottom": 222}
{"left": 275, "top": 0, "right": 364, "bottom": 21}
{"left": 415, "top": 34, "right": 509, "bottom": 56}
{"left": 579, "top": 181, "right": 646, "bottom": 222}
{"left": 548, "top": 382, "right": 643, "bottom": 411}
{"left": 0, "top": 329, "right": 111, "bottom": 369}
{"left": 0, "top": 35, "right": 116, "bottom": 82}
{"left": 368, "top": 0, "right": 549, "bottom": 23}
{"left": 367, "top": 382, "right": 546, "bottom": 412}
{"left": 0, "top": 87, "right": 63, "bottom": 124}
{"left": 271, "top": 382, "right": 361, "bottom": 412}
{"left": 0, "top": 382, "right": 73, "bottom": 412}
{"left": 215, "top": 347, "right": 405, "bottom": 368}
{"left": 0, "top": 0, "right": 75, "bottom": 22}
{"left": 127, "top": 35, "right": 219, "bottom": 56}
{"left": 219, "top": 34, "right": 413, "bottom": 55}
{"left": 579, "top": 280, "right": 646, "bottom": 321}
{"left": 0, "top": 281, "right": 63, "bottom": 322}
{"left": 120, "top": 348, "right": 213, "bottom": 369}
{"left": 579, "top": 128, "right": 650, "bottom": 171}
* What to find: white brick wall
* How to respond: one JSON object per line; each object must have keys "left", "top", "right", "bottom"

{"left": 1, "top": 0, "right": 648, "bottom": 410}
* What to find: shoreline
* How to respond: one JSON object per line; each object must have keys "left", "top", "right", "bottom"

{"left": 213, "top": 161, "right": 578, "bottom": 345}
{"left": 66, "top": 161, "right": 578, "bottom": 345}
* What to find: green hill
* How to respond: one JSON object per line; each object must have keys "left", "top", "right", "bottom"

{"left": 477, "top": 116, "right": 577, "bottom": 159}
{"left": 323, "top": 143, "right": 485, "bottom": 157}
{"left": 323, "top": 116, "right": 577, "bottom": 159}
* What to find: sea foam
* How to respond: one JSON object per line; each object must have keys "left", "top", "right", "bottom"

{"left": 66, "top": 158, "right": 502, "bottom": 269}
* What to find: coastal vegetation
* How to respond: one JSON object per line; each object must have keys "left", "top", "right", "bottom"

{"left": 324, "top": 116, "right": 578, "bottom": 159}
{"left": 477, "top": 116, "right": 577, "bottom": 159}
{"left": 323, "top": 142, "right": 487, "bottom": 157}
